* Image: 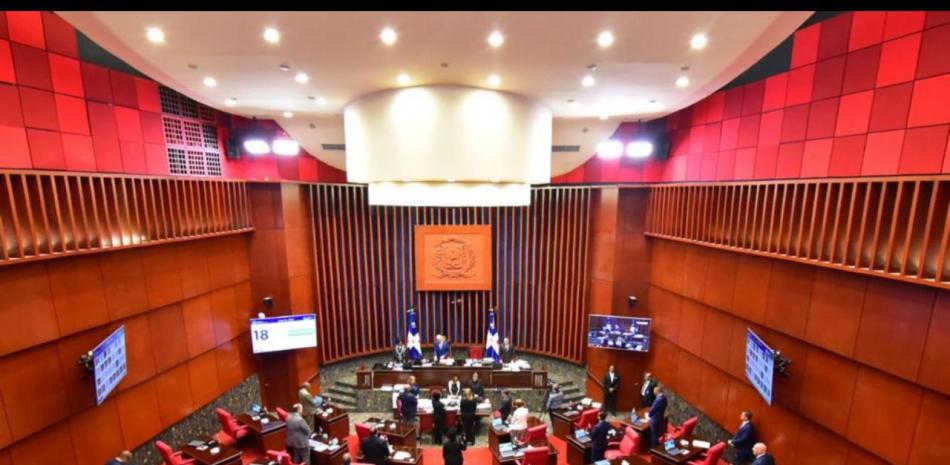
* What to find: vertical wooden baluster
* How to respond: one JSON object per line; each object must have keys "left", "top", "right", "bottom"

{"left": 49, "top": 176, "right": 68, "bottom": 253}
{"left": 934, "top": 200, "right": 950, "bottom": 283}
{"left": 31, "top": 176, "right": 53, "bottom": 254}
{"left": 900, "top": 181, "right": 924, "bottom": 276}
{"left": 4, "top": 174, "right": 25, "bottom": 258}
{"left": 883, "top": 182, "right": 909, "bottom": 273}
{"left": 867, "top": 183, "right": 891, "bottom": 270}
{"left": 814, "top": 182, "right": 833, "bottom": 261}
{"left": 0, "top": 177, "right": 9, "bottom": 261}
{"left": 19, "top": 174, "right": 41, "bottom": 256}
{"left": 853, "top": 182, "right": 873, "bottom": 268}
{"left": 62, "top": 177, "right": 83, "bottom": 250}
{"left": 839, "top": 182, "right": 859, "bottom": 266}
{"left": 916, "top": 181, "right": 940, "bottom": 278}
{"left": 106, "top": 178, "right": 123, "bottom": 246}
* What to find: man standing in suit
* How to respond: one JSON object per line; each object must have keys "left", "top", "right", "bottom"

{"left": 285, "top": 404, "right": 313, "bottom": 465}
{"left": 298, "top": 382, "right": 320, "bottom": 429}
{"left": 434, "top": 334, "right": 451, "bottom": 361}
{"left": 360, "top": 426, "right": 390, "bottom": 465}
{"left": 602, "top": 365, "right": 620, "bottom": 416}
{"left": 469, "top": 372, "right": 485, "bottom": 399}
{"left": 393, "top": 339, "right": 408, "bottom": 365}
{"left": 640, "top": 372, "right": 657, "bottom": 408}
{"left": 545, "top": 384, "right": 564, "bottom": 418}
{"left": 399, "top": 386, "right": 418, "bottom": 424}
{"left": 751, "top": 443, "right": 775, "bottom": 465}
{"left": 590, "top": 411, "right": 612, "bottom": 461}
{"left": 647, "top": 386, "right": 668, "bottom": 448}
{"left": 729, "top": 411, "right": 757, "bottom": 464}
{"left": 499, "top": 390, "right": 513, "bottom": 422}
{"left": 499, "top": 337, "right": 515, "bottom": 363}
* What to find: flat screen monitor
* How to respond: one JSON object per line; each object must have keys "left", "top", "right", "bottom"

{"left": 250, "top": 314, "right": 317, "bottom": 354}
{"left": 587, "top": 314, "right": 651, "bottom": 352}
{"left": 93, "top": 325, "right": 128, "bottom": 406}
{"left": 745, "top": 328, "right": 774, "bottom": 405}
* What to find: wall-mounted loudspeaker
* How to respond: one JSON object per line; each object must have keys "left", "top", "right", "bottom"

{"left": 628, "top": 295, "right": 638, "bottom": 306}
{"left": 226, "top": 135, "right": 241, "bottom": 159}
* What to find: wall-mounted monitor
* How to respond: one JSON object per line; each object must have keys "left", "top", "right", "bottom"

{"left": 745, "top": 328, "right": 774, "bottom": 406}
{"left": 587, "top": 314, "right": 651, "bottom": 352}
{"left": 93, "top": 325, "right": 128, "bottom": 406}
{"left": 250, "top": 314, "right": 318, "bottom": 354}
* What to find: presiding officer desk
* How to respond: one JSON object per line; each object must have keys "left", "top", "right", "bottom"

{"left": 357, "top": 359, "right": 547, "bottom": 389}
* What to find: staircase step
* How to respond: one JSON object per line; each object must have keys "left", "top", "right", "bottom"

{"left": 336, "top": 380, "right": 358, "bottom": 390}
{"left": 326, "top": 389, "right": 357, "bottom": 401}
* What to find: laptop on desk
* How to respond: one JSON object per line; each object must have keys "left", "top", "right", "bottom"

{"left": 664, "top": 439, "right": 688, "bottom": 456}
{"left": 499, "top": 442, "right": 515, "bottom": 458}
{"left": 574, "top": 429, "right": 591, "bottom": 443}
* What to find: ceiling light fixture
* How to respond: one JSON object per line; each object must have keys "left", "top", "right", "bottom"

{"left": 397, "top": 73, "right": 411, "bottom": 86}
{"left": 690, "top": 33, "right": 708, "bottom": 50}
{"left": 597, "top": 30, "right": 614, "bottom": 48}
{"left": 272, "top": 139, "right": 300, "bottom": 156}
{"left": 581, "top": 75, "right": 595, "bottom": 87}
{"left": 146, "top": 27, "right": 165, "bottom": 44}
{"left": 626, "top": 141, "right": 654, "bottom": 159}
{"left": 597, "top": 139, "right": 623, "bottom": 158}
{"left": 203, "top": 77, "right": 217, "bottom": 87}
{"left": 225, "top": 97, "right": 238, "bottom": 107}
{"left": 283, "top": 111, "right": 294, "bottom": 118}
{"left": 244, "top": 139, "right": 270, "bottom": 155}
{"left": 316, "top": 97, "right": 328, "bottom": 105}
{"left": 295, "top": 72, "right": 309, "bottom": 84}
{"left": 570, "top": 100, "right": 581, "bottom": 109}
{"left": 488, "top": 31, "right": 505, "bottom": 48}
{"left": 487, "top": 74, "right": 501, "bottom": 88}
{"left": 263, "top": 27, "right": 280, "bottom": 44}
{"left": 676, "top": 76, "right": 690, "bottom": 88}
{"left": 279, "top": 64, "right": 290, "bottom": 72}
{"left": 380, "top": 27, "right": 398, "bottom": 45}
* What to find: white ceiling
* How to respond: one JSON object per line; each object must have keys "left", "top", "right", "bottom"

{"left": 58, "top": 11, "right": 811, "bottom": 173}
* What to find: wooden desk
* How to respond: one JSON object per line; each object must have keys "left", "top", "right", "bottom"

{"left": 620, "top": 408, "right": 653, "bottom": 454}
{"left": 550, "top": 406, "right": 584, "bottom": 440}
{"left": 314, "top": 404, "right": 350, "bottom": 443}
{"left": 487, "top": 416, "right": 543, "bottom": 450}
{"left": 366, "top": 417, "right": 418, "bottom": 448}
{"left": 648, "top": 440, "right": 704, "bottom": 465}
{"left": 565, "top": 423, "right": 627, "bottom": 465}
{"left": 387, "top": 446, "right": 424, "bottom": 465}
{"left": 357, "top": 364, "right": 547, "bottom": 389}
{"left": 606, "top": 457, "right": 651, "bottom": 465}
{"left": 489, "top": 439, "right": 558, "bottom": 465}
{"left": 310, "top": 442, "right": 348, "bottom": 465}
{"left": 180, "top": 440, "right": 242, "bottom": 465}
{"left": 237, "top": 413, "right": 286, "bottom": 452}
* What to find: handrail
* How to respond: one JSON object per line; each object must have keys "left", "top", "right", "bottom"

{"left": 586, "top": 370, "right": 603, "bottom": 389}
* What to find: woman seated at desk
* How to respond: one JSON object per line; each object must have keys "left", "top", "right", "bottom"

{"left": 509, "top": 399, "right": 530, "bottom": 431}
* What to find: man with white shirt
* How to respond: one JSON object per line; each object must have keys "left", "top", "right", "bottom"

{"left": 447, "top": 375, "right": 462, "bottom": 397}
{"left": 640, "top": 372, "right": 657, "bottom": 408}
{"left": 729, "top": 412, "right": 757, "bottom": 465}
{"left": 602, "top": 364, "right": 620, "bottom": 416}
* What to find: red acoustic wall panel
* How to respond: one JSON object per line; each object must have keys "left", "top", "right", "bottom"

{"left": 25, "top": 128, "right": 65, "bottom": 169}
{"left": 5, "top": 11, "right": 44, "bottom": 50}
{"left": 10, "top": 43, "right": 50, "bottom": 90}
{"left": 18, "top": 86, "right": 57, "bottom": 131}
{"left": 0, "top": 40, "right": 14, "bottom": 83}
{"left": 40, "top": 11, "right": 75, "bottom": 58}
{"left": 47, "top": 53, "right": 82, "bottom": 97}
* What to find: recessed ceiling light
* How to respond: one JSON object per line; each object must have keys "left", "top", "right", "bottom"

{"left": 316, "top": 97, "right": 328, "bottom": 105}
{"left": 203, "top": 77, "right": 217, "bottom": 88}
{"left": 676, "top": 76, "right": 690, "bottom": 88}
{"left": 272, "top": 139, "right": 300, "bottom": 156}
{"left": 488, "top": 31, "right": 504, "bottom": 48}
{"left": 690, "top": 33, "right": 708, "bottom": 50}
{"left": 225, "top": 97, "right": 238, "bottom": 107}
{"left": 279, "top": 64, "right": 291, "bottom": 72}
{"left": 597, "top": 30, "right": 614, "bottom": 48}
{"left": 397, "top": 73, "right": 411, "bottom": 86}
{"left": 487, "top": 74, "right": 501, "bottom": 88}
{"left": 283, "top": 111, "right": 294, "bottom": 118}
{"left": 146, "top": 27, "right": 165, "bottom": 44}
{"left": 599, "top": 114, "right": 608, "bottom": 120}
{"left": 380, "top": 27, "right": 397, "bottom": 45}
{"left": 263, "top": 27, "right": 280, "bottom": 44}
{"left": 581, "top": 75, "right": 595, "bottom": 87}
{"left": 597, "top": 139, "right": 623, "bottom": 158}
{"left": 570, "top": 100, "right": 581, "bottom": 109}
{"left": 295, "top": 72, "right": 309, "bottom": 84}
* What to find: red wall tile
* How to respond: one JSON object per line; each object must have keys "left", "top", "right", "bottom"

{"left": 775, "top": 142, "right": 804, "bottom": 178}
{"left": 0, "top": 39, "right": 14, "bottom": 84}
{"left": 876, "top": 32, "right": 921, "bottom": 87}
{"left": 883, "top": 11, "right": 925, "bottom": 40}
{"left": 849, "top": 11, "right": 886, "bottom": 51}
{"left": 801, "top": 138, "right": 833, "bottom": 178}
{"left": 47, "top": 255, "right": 109, "bottom": 336}
{"left": 41, "top": 12, "right": 77, "bottom": 58}
{"left": 847, "top": 367, "right": 922, "bottom": 465}
{"left": 48, "top": 53, "right": 83, "bottom": 97}
{"left": 26, "top": 127, "right": 65, "bottom": 169}
{"left": 61, "top": 133, "right": 95, "bottom": 172}
{"left": 720, "top": 118, "right": 740, "bottom": 150}
{"left": 18, "top": 87, "right": 57, "bottom": 130}
{"left": 762, "top": 72, "right": 788, "bottom": 111}
{"left": 120, "top": 140, "right": 147, "bottom": 174}
{"left": 758, "top": 109, "right": 783, "bottom": 147}
{"left": 0, "top": 12, "right": 7, "bottom": 40}
{"left": 143, "top": 142, "right": 168, "bottom": 175}
{"left": 900, "top": 125, "right": 949, "bottom": 174}
{"left": 861, "top": 129, "right": 904, "bottom": 175}
{"left": 0, "top": 84, "right": 22, "bottom": 127}
{"left": 109, "top": 70, "right": 138, "bottom": 108}
{"left": 10, "top": 43, "right": 50, "bottom": 90}
{"left": 0, "top": 262, "right": 58, "bottom": 356}
{"left": 780, "top": 104, "right": 809, "bottom": 143}
{"left": 741, "top": 80, "right": 765, "bottom": 116}
{"left": 908, "top": 73, "right": 950, "bottom": 128}
{"left": 733, "top": 148, "right": 755, "bottom": 180}
{"left": 6, "top": 11, "right": 44, "bottom": 49}
{"left": 80, "top": 62, "right": 112, "bottom": 103}
{"left": 0, "top": 344, "right": 69, "bottom": 440}
{"left": 0, "top": 124, "right": 31, "bottom": 168}
{"left": 835, "top": 90, "right": 874, "bottom": 136}
{"left": 752, "top": 145, "right": 778, "bottom": 179}
{"left": 134, "top": 77, "right": 160, "bottom": 112}
{"left": 818, "top": 12, "right": 852, "bottom": 60}
{"left": 829, "top": 134, "right": 867, "bottom": 177}
{"left": 723, "top": 86, "right": 743, "bottom": 119}
{"left": 99, "top": 249, "right": 149, "bottom": 320}
{"left": 854, "top": 279, "right": 934, "bottom": 381}
{"left": 792, "top": 23, "right": 821, "bottom": 68}
{"left": 812, "top": 55, "right": 846, "bottom": 101}
{"left": 705, "top": 91, "right": 725, "bottom": 122}
{"left": 54, "top": 93, "right": 88, "bottom": 135}
{"left": 114, "top": 106, "right": 142, "bottom": 142}
{"left": 842, "top": 44, "right": 880, "bottom": 94}
{"left": 737, "top": 115, "right": 761, "bottom": 148}
{"left": 785, "top": 63, "right": 816, "bottom": 106}
{"left": 869, "top": 82, "right": 913, "bottom": 132}
{"left": 925, "top": 11, "right": 950, "bottom": 28}
{"left": 916, "top": 23, "right": 950, "bottom": 79}
{"left": 806, "top": 97, "right": 840, "bottom": 140}
{"left": 716, "top": 150, "right": 736, "bottom": 180}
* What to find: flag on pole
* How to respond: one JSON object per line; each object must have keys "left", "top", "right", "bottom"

{"left": 485, "top": 309, "right": 500, "bottom": 362}
{"left": 407, "top": 309, "right": 422, "bottom": 361}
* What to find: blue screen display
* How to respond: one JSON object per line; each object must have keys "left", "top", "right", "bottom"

{"left": 93, "top": 325, "right": 128, "bottom": 406}
{"left": 587, "top": 315, "right": 651, "bottom": 352}
{"left": 745, "top": 328, "right": 774, "bottom": 406}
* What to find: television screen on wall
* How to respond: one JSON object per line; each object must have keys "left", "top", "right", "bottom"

{"left": 745, "top": 328, "right": 775, "bottom": 406}
{"left": 587, "top": 314, "right": 651, "bottom": 352}
{"left": 250, "top": 314, "right": 318, "bottom": 354}
{"left": 93, "top": 325, "right": 128, "bottom": 406}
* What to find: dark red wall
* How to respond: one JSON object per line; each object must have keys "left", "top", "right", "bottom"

{"left": 555, "top": 11, "right": 950, "bottom": 184}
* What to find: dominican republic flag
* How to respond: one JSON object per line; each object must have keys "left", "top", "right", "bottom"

{"left": 407, "top": 309, "right": 422, "bottom": 361}
{"left": 485, "top": 310, "right": 500, "bottom": 362}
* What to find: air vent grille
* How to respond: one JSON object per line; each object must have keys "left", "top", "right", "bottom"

{"left": 322, "top": 143, "right": 346, "bottom": 151}
{"left": 552, "top": 145, "right": 581, "bottom": 152}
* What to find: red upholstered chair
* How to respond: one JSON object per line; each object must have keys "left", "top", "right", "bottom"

{"left": 419, "top": 413, "right": 434, "bottom": 440}
{"left": 275, "top": 406, "right": 289, "bottom": 422}
{"left": 605, "top": 431, "right": 640, "bottom": 460}
{"left": 688, "top": 442, "right": 726, "bottom": 465}
{"left": 430, "top": 386, "right": 442, "bottom": 396}
{"left": 670, "top": 416, "right": 698, "bottom": 440}
{"left": 266, "top": 450, "right": 303, "bottom": 465}
{"left": 470, "top": 346, "right": 484, "bottom": 359}
{"left": 516, "top": 446, "right": 549, "bottom": 465}
{"left": 214, "top": 408, "right": 249, "bottom": 445}
{"left": 395, "top": 398, "right": 403, "bottom": 418}
{"left": 155, "top": 441, "right": 195, "bottom": 465}
{"left": 573, "top": 408, "right": 598, "bottom": 431}
{"left": 355, "top": 423, "right": 373, "bottom": 442}
{"left": 446, "top": 410, "right": 459, "bottom": 430}
{"left": 526, "top": 424, "right": 547, "bottom": 442}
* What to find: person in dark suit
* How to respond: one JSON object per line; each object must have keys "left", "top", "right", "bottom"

{"left": 434, "top": 334, "right": 451, "bottom": 361}
{"left": 407, "top": 375, "right": 420, "bottom": 397}
{"left": 590, "top": 411, "right": 612, "bottom": 461}
{"left": 499, "top": 337, "right": 515, "bottom": 363}
{"left": 104, "top": 451, "right": 132, "bottom": 465}
{"left": 545, "top": 384, "right": 564, "bottom": 419}
{"left": 360, "top": 426, "right": 390, "bottom": 465}
{"left": 285, "top": 404, "right": 313, "bottom": 465}
{"left": 459, "top": 388, "right": 478, "bottom": 445}
{"left": 399, "top": 386, "right": 418, "bottom": 424}
{"left": 648, "top": 386, "right": 668, "bottom": 448}
{"left": 602, "top": 364, "right": 620, "bottom": 415}
{"left": 499, "top": 390, "right": 513, "bottom": 422}
{"left": 433, "top": 391, "right": 447, "bottom": 445}
{"left": 442, "top": 429, "right": 468, "bottom": 465}
{"left": 393, "top": 339, "right": 408, "bottom": 365}
{"left": 469, "top": 373, "right": 485, "bottom": 399}
{"left": 729, "top": 411, "right": 757, "bottom": 464}
{"left": 640, "top": 371, "right": 657, "bottom": 408}
{"left": 751, "top": 443, "right": 775, "bottom": 465}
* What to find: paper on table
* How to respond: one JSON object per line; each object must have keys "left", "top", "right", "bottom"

{"left": 310, "top": 440, "right": 328, "bottom": 451}
{"left": 392, "top": 451, "right": 412, "bottom": 460}
{"left": 692, "top": 439, "right": 711, "bottom": 449}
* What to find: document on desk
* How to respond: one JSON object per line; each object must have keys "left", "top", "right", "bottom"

{"left": 392, "top": 451, "right": 411, "bottom": 460}
{"left": 310, "top": 440, "right": 329, "bottom": 451}
{"left": 692, "top": 440, "right": 711, "bottom": 449}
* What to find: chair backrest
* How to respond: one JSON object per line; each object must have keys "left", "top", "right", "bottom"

{"left": 275, "top": 406, "right": 289, "bottom": 422}
{"left": 527, "top": 424, "right": 547, "bottom": 442}
{"left": 682, "top": 416, "right": 698, "bottom": 436}
{"left": 155, "top": 441, "right": 179, "bottom": 465}
{"left": 355, "top": 422, "right": 372, "bottom": 441}
{"left": 266, "top": 450, "right": 296, "bottom": 465}
{"left": 430, "top": 386, "right": 441, "bottom": 396}
{"left": 575, "top": 408, "right": 598, "bottom": 429}
{"left": 420, "top": 413, "right": 434, "bottom": 431}
{"left": 446, "top": 410, "right": 459, "bottom": 428}
{"left": 702, "top": 442, "right": 726, "bottom": 465}
{"left": 624, "top": 426, "right": 639, "bottom": 440}
{"left": 215, "top": 408, "right": 238, "bottom": 435}
{"left": 523, "top": 446, "right": 548, "bottom": 465}
{"left": 619, "top": 433, "right": 639, "bottom": 455}
{"left": 470, "top": 346, "right": 483, "bottom": 359}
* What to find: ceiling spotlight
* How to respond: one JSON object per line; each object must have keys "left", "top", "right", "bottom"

{"left": 272, "top": 139, "right": 300, "bottom": 156}
{"left": 597, "top": 30, "right": 615, "bottom": 48}
{"left": 571, "top": 100, "right": 581, "bottom": 109}
{"left": 244, "top": 139, "right": 270, "bottom": 155}
{"left": 487, "top": 74, "right": 501, "bottom": 88}
{"left": 263, "top": 27, "right": 280, "bottom": 44}
{"left": 626, "top": 141, "right": 654, "bottom": 159}
{"left": 146, "top": 27, "right": 165, "bottom": 44}
{"left": 599, "top": 114, "right": 608, "bottom": 121}
{"left": 203, "top": 77, "right": 217, "bottom": 88}
{"left": 597, "top": 139, "right": 623, "bottom": 158}
{"left": 690, "top": 33, "right": 708, "bottom": 50}
{"left": 283, "top": 111, "right": 294, "bottom": 118}
{"left": 315, "top": 97, "right": 328, "bottom": 105}
{"left": 295, "top": 72, "right": 309, "bottom": 84}
{"left": 581, "top": 75, "right": 595, "bottom": 87}
{"left": 587, "top": 64, "right": 598, "bottom": 71}
{"left": 676, "top": 76, "right": 690, "bottom": 88}
{"left": 397, "top": 73, "right": 411, "bottom": 86}
{"left": 488, "top": 31, "right": 505, "bottom": 47}
{"left": 380, "top": 27, "right": 398, "bottom": 45}
{"left": 225, "top": 97, "right": 238, "bottom": 107}
{"left": 279, "top": 64, "right": 290, "bottom": 72}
